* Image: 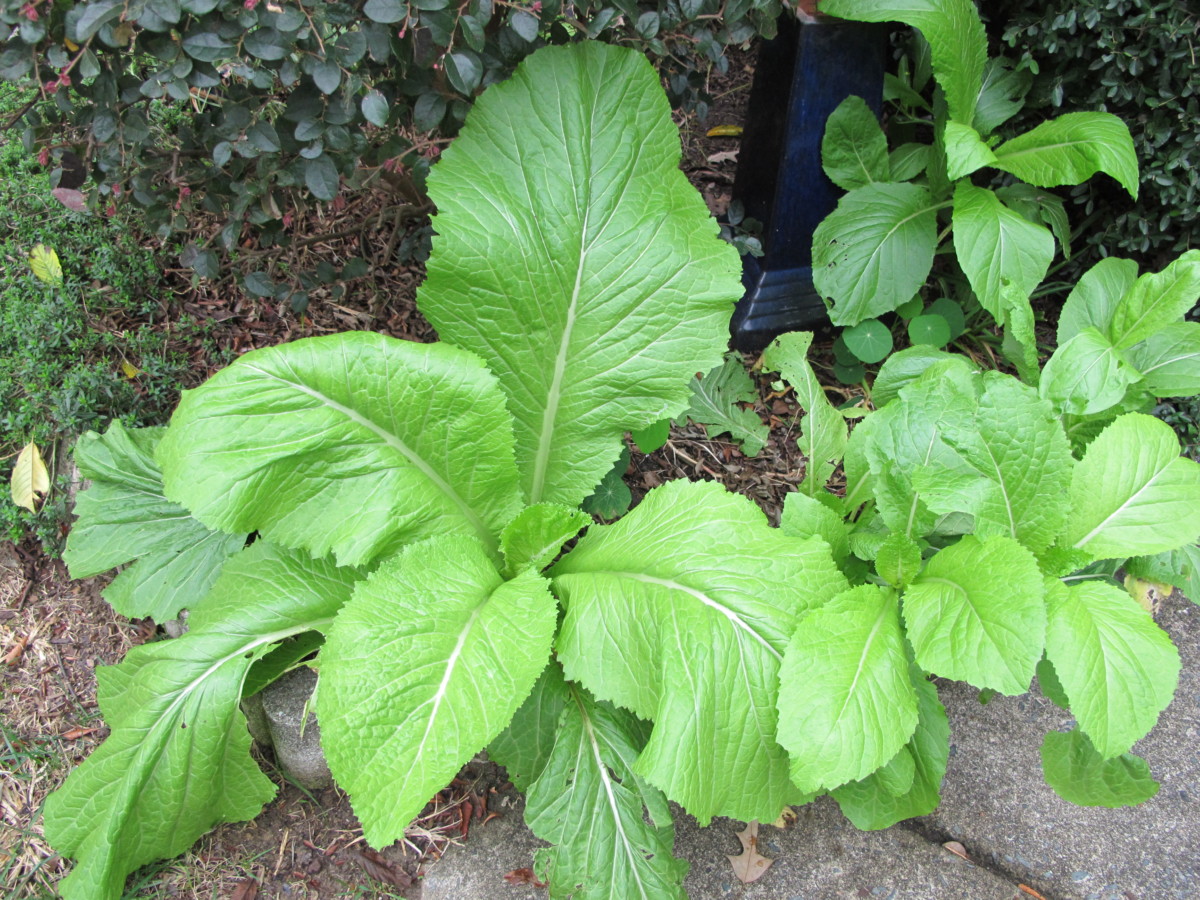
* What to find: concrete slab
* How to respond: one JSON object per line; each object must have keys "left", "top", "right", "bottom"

{"left": 918, "top": 590, "right": 1200, "bottom": 900}
{"left": 418, "top": 790, "right": 1022, "bottom": 899}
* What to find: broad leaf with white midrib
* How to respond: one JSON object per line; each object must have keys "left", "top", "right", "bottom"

{"left": 520, "top": 667, "right": 688, "bottom": 900}
{"left": 317, "top": 534, "right": 557, "bottom": 847}
{"left": 903, "top": 535, "right": 1045, "bottom": 694}
{"left": 157, "top": 332, "right": 523, "bottom": 566}
{"left": 43, "top": 543, "right": 362, "bottom": 900}
{"left": 778, "top": 585, "right": 919, "bottom": 794}
{"left": 1044, "top": 580, "right": 1180, "bottom": 758}
{"left": 419, "top": 42, "right": 740, "bottom": 509}
{"left": 552, "top": 479, "right": 849, "bottom": 824}
{"left": 1063, "top": 413, "right": 1200, "bottom": 560}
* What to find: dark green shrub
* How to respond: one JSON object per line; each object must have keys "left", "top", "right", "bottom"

{"left": 1001, "top": 1, "right": 1199, "bottom": 268}
{"left": 0, "top": 138, "right": 197, "bottom": 548}
{"left": 0, "top": 0, "right": 786, "bottom": 303}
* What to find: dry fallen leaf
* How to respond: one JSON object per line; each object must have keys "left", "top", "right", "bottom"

{"left": 4, "top": 633, "right": 30, "bottom": 666}
{"left": 728, "top": 820, "right": 774, "bottom": 884}
{"left": 942, "top": 840, "right": 972, "bottom": 862}
{"left": 770, "top": 806, "right": 797, "bottom": 829}
{"left": 61, "top": 726, "right": 101, "bottom": 740}
{"left": 504, "top": 867, "right": 549, "bottom": 887}
{"left": 230, "top": 877, "right": 259, "bottom": 900}
{"left": 11, "top": 441, "right": 50, "bottom": 513}
{"left": 706, "top": 149, "right": 740, "bottom": 166}
{"left": 354, "top": 848, "right": 412, "bottom": 888}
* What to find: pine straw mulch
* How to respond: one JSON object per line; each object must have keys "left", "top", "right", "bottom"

{"left": 0, "top": 47, "right": 795, "bottom": 900}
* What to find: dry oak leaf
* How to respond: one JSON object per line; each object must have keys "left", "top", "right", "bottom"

{"left": 728, "top": 820, "right": 774, "bottom": 884}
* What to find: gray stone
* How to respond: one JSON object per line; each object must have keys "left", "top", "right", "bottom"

{"left": 257, "top": 666, "right": 333, "bottom": 791}
{"left": 918, "top": 590, "right": 1200, "bottom": 900}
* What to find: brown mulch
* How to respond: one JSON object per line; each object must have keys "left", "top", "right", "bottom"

{"left": 1, "top": 43, "right": 782, "bottom": 900}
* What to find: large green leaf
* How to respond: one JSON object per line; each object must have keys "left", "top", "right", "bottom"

{"left": 821, "top": 0, "right": 985, "bottom": 127}
{"left": 1126, "top": 322, "right": 1200, "bottom": 397}
{"left": 63, "top": 422, "right": 245, "bottom": 621}
{"left": 1063, "top": 414, "right": 1200, "bottom": 560}
{"left": 1039, "top": 328, "right": 1140, "bottom": 417}
{"left": 778, "top": 585, "right": 918, "bottom": 794}
{"left": 941, "top": 374, "right": 1073, "bottom": 553}
{"left": 317, "top": 535, "right": 557, "bottom": 847}
{"left": 821, "top": 95, "right": 889, "bottom": 191}
{"left": 1043, "top": 580, "right": 1179, "bottom": 759}
{"left": 44, "top": 542, "right": 361, "bottom": 900}
{"left": 1107, "top": 249, "right": 1200, "bottom": 350}
{"left": 552, "top": 479, "right": 849, "bottom": 823}
{"left": 762, "top": 331, "right": 848, "bottom": 495}
{"left": 903, "top": 535, "right": 1045, "bottom": 694}
{"left": 157, "top": 332, "right": 523, "bottom": 566}
{"left": 419, "top": 43, "right": 739, "bottom": 508}
{"left": 813, "top": 183, "right": 940, "bottom": 327}
{"left": 943, "top": 121, "right": 996, "bottom": 180}
{"left": 991, "top": 112, "right": 1139, "bottom": 199}
{"left": 952, "top": 183, "right": 1054, "bottom": 327}
{"left": 832, "top": 666, "right": 949, "bottom": 830}
{"left": 521, "top": 670, "right": 689, "bottom": 900}
{"left": 1040, "top": 729, "right": 1159, "bottom": 808}
{"left": 1056, "top": 257, "right": 1140, "bottom": 344}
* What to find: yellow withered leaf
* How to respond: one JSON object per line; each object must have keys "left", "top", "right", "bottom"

{"left": 28, "top": 244, "right": 63, "bottom": 286}
{"left": 11, "top": 441, "right": 50, "bottom": 513}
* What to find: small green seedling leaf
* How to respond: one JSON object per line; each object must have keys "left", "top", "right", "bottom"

{"left": 500, "top": 503, "right": 591, "bottom": 576}
{"left": 907, "top": 314, "right": 950, "bottom": 348}
{"left": 875, "top": 533, "right": 922, "bottom": 588}
{"left": 631, "top": 418, "right": 671, "bottom": 454}
{"left": 1040, "top": 729, "right": 1159, "bottom": 808}
{"left": 581, "top": 447, "right": 632, "bottom": 519}
{"left": 842, "top": 319, "right": 893, "bottom": 364}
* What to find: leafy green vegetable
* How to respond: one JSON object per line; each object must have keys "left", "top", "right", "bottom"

{"left": 418, "top": 42, "right": 740, "bottom": 508}
{"left": 832, "top": 666, "right": 949, "bottom": 830}
{"left": 903, "top": 535, "right": 1044, "bottom": 694}
{"left": 683, "top": 355, "right": 768, "bottom": 456}
{"left": 63, "top": 422, "right": 246, "bottom": 621}
{"left": 1040, "top": 729, "right": 1159, "bottom": 808}
{"left": 43, "top": 542, "right": 361, "bottom": 900}
{"left": 318, "top": 535, "right": 556, "bottom": 847}
{"left": 821, "top": 95, "right": 889, "bottom": 191}
{"left": 991, "top": 112, "right": 1139, "bottom": 199}
{"left": 500, "top": 504, "right": 591, "bottom": 576}
{"left": 1043, "top": 580, "right": 1179, "bottom": 758}
{"left": 778, "top": 585, "right": 918, "bottom": 794}
{"left": 157, "top": 333, "right": 523, "bottom": 566}
{"left": 1064, "top": 414, "right": 1200, "bottom": 560}
{"left": 553, "top": 479, "right": 848, "bottom": 823}
{"left": 813, "top": 183, "right": 940, "bottom": 327}
{"left": 520, "top": 668, "right": 689, "bottom": 899}
{"left": 762, "top": 332, "right": 849, "bottom": 495}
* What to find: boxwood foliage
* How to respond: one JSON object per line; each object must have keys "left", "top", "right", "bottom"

{"left": 0, "top": 0, "right": 783, "bottom": 303}
{"left": 1000, "top": 1, "right": 1200, "bottom": 268}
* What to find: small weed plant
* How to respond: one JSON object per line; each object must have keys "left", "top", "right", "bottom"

{"left": 46, "top": 38, "right": 1200, "bottom": 900}
{"left": 0, "top": 139, "right": 197, "bottom": 548}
